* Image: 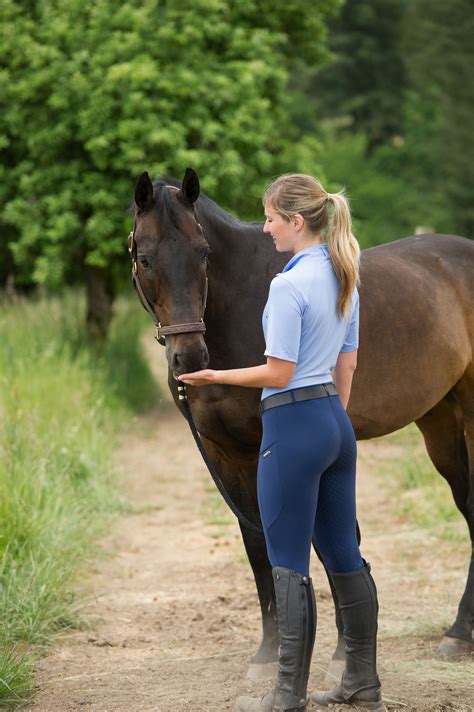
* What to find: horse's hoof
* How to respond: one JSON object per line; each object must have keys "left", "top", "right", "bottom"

{"left": 437, "top": 635, "right": 473, "bottom": 661}
{"left": 246, "top": 661, "right": 278, "bottom": 681}
{"left": 323, "top": 657, "right": 345, "bottom": 687}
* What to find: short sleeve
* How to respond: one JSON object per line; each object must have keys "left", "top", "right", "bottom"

{"left": 263, "top": 276, "right": 303, "bottom": 363}
{"left": 340, "top": 289, "right": 359, "bottom": 353}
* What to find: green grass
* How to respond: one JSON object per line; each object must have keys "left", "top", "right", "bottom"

{"left": 0, "top": 645, "right": 34, "bottom": 709}
{"left": 201, "top": 477, "right": 234, "bottom": 538}
{"left": 0, "top": 291, "right": 159, "bottom": 708}
{"left": 377, "top": 425, "right": 466, "bottom": 541}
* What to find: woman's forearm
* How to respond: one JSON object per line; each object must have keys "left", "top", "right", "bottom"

{"left": 178, "top": 357, "right": 295, "bottom": 389}
{"left": 217, "top": 364, "right": 288, "bottom": 388}
{"left": 333, "top": 366, "right": 356, "bottom": 410}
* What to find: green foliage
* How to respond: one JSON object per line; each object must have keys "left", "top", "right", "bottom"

{"left": 102, "top": 297, "right": 159, "bottom": 412}
{"left": 381, "top": 426, "right": 466, "bottom": 542}
{"left": 0, "top": 647, "right": 34, "bottom": 709}
{"left": 318, "top": 127, "right": 452, "bottom": 247}
{"left": 0, "top": 0, "right": 340, "bottom": 289}
{"left": 403, "top": 0, "right": 474, "bottom": 237}
{"left": 0, "top": 292, "right": 158, "bottom": 707}
{"left": 306, "top": 0, "right": 473, "bottom": 241}
{"left": 309, "top": 0, "right": 408, "bottom": 149}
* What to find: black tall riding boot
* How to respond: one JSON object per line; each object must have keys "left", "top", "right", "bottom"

{"left": 236, "top": 567, "right": 316, "bottom": 712}
{"left": 311, "top": 563, "right": 383, "bottom": 710}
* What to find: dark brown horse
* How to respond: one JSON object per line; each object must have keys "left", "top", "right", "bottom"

{"left": 130, "top": 168, "right": 474, "bottom": 673}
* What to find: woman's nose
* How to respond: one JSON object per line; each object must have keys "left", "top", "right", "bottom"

{"left": 263, "top": 223, "right": 270, "bottom": 234}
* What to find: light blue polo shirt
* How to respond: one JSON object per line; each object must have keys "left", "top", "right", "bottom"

{"left": 261, "top": 244, "right": 359, "bottom": 399}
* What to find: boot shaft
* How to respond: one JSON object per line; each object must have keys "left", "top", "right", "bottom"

{"left": 331, "top": 563, "right": 380, "bottom": 694}
{"left": 272, "top": 567, "right": 317, "bottom": 703}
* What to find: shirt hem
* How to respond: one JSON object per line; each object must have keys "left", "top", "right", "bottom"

{"left": 264, "top": 350, "right": 298, "bottom": 363}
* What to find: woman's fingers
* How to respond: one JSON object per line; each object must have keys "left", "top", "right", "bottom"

{"left": 177, "top": 370, "right": 215, "bottom": 387}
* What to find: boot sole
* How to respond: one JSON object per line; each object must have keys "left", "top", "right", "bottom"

{"left": 311, "top": 702, "right": 385, "bottom": 711}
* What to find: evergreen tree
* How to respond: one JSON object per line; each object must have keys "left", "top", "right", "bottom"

{"left": 403, "top": 0, "right": 474, "bottom": 237}
{"left": 310, "top": 0, "right": 408, "bottom": 151}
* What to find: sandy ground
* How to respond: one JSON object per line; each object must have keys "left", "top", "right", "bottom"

{"left": 25, "top": 347, "right": 473, "bottom": 712}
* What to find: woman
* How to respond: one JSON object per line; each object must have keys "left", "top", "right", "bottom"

{"left": 178, "top": 174, "right": 383, "bottom": 712}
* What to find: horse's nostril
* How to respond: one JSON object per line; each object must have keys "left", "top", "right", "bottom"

{"left": 170, "top": 342, "right": 209, "bottom": 374}
{"left": 171, "top": 352, "right": 183, "bottom": 374}
{"left": 201, "top": 347, "right": 210, "bottom": 368}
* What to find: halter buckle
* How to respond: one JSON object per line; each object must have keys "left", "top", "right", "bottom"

{"left": 155, "top": 324, "right": 166, "bottom": 345}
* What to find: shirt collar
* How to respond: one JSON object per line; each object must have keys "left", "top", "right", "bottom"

{"left": 282, "top": 244, "right": 327, "bottom": 273}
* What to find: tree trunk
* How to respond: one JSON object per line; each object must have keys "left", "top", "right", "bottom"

{"left": 85, "top": 265, "right": 114, "bottom": 342}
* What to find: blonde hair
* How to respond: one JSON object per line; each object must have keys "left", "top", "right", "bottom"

{"left": 263, "top": 174, "right": 360, "bottom": 318}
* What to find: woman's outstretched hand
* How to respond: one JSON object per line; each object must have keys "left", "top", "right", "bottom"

{"left": 177, "top": 369, "right": 218, "bottom": 387}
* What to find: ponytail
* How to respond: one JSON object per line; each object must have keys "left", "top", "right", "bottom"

{"left": 326, "top": 191, "right": 360, "bottom": 318}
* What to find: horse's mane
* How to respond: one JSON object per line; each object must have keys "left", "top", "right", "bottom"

{"left": 153, "top": 176, "right": 245, "bottom": 231}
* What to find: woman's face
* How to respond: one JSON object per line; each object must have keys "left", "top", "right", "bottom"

{"left": 263, "top": 202, "right": 296, "bottom": 253}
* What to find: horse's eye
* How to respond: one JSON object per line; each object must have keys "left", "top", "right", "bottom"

{"left": 199, "top": 247, "right": 210, "bottom": 263}
{"left": 138, "top": 255, "right": 152, "bottom": 269}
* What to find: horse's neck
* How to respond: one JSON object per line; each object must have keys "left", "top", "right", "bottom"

{"left": 199, "top": 201, "right": 269, "bottom": 294}
{"left": 197, "top": 200, "right": 280, "bottom": 361}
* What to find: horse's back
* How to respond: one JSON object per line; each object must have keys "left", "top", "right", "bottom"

{"left": 350, "top": 234, "right": 473, "bottom": 438}
{"left": 364, "top": 233, "right": 473, "bottom": 283}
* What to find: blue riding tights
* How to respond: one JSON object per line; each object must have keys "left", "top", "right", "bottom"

{"left": 257, "top": 392, "right": 364, "bottom": 578}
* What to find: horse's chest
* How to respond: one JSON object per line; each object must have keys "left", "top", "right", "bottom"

{"left": 188, "top": 392, "right": 262, "bottom": 452}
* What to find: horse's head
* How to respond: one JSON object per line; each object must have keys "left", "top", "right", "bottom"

{"left": 130, "top": 167, "right": 210, "bottom": 376}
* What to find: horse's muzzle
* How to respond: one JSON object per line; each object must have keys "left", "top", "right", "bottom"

{"left": 166, "top": 336, "right": 210, "bottom": 376}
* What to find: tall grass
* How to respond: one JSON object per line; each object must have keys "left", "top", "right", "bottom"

{"left": 0, "top": 291, "right": 159, "bottom": 708}
{"left": 378, "top": 425, "right": 466, "bottom": 541}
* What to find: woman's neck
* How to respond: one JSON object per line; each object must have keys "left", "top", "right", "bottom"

{"left": 292, "top": 232, "right": 324, "bottom": 254}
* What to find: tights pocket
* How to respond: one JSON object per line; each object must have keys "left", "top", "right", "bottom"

{"left": 257, "top": 439, "right": 283, "bottom": 529}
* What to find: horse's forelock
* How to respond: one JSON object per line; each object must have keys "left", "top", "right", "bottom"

{"left": 146, "top": 178, "right": 182, "bottom": 239}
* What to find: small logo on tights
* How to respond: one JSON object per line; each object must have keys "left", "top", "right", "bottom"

{"left": 263, "top": 449, "right": 271, "bottom": 458}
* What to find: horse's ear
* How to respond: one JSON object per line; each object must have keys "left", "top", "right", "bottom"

{"left": 181, "top": 167, "right": 200, "bottom": 205}
{"left": 134, "top": 172, "right": 154, "bottom": 211}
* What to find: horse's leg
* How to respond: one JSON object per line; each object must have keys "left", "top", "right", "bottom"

{"left": 239, "top": 522, "right": 279, "bottom": 680}
{"left": 446, "top": 371, "right": 474, "bottom": 656}
{"left": 415, "top": 391, "right": 473, "bottom": 660}
{"left": 193, "top": 430, "right": 279, "bottom": 679}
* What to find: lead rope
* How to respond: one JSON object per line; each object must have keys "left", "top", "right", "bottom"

{"left": 176, "top": 381, "right": 263, "bottom": 533}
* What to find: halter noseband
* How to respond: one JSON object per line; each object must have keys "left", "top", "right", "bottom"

{"left": 128, "top": 187, "right": 208, "bottom": 346}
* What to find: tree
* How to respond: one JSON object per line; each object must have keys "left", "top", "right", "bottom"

{"left": 402, "top": 0, "right": 474, "bottom": 237}
{"left": 0, "top": 0, "right": 341, "bottom": 337}
{"left": 308, "top": 0, "right": 408, "bottom": 152}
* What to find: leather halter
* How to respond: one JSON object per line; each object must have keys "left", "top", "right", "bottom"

{"left": 128, "top": 195, "right": 208, "bottom": 346}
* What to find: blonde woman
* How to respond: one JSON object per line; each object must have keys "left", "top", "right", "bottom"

{"left": 178, "top": 174, "right": 383, "bottom": 711}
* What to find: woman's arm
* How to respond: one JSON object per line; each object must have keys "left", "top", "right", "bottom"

{"left": 177, "top": 356, "right": 296, "bottom": 388}
{"left": 333, "top": 350, "right": 358, "bottom": 409}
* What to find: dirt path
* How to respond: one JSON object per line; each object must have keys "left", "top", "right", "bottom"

{"left": 26, "top": 349, "right": 473, "bottom": 712}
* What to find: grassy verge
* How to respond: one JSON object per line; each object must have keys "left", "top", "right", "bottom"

{"left": 201, "top": 477, "right": 234, "bottom": 539}
{"left": 0, "top": 291, "right": 158, "bottom": 708}
{"left": 376, "top": 424, "right": 466, "bottom": 542}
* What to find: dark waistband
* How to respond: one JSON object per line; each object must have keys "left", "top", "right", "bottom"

{"left": 259, "top": 383, "right": 338, "bottom": 415}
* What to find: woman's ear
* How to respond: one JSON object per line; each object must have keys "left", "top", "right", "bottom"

{"left": 293, "top": 213, "right": 304, "bottom": 232}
